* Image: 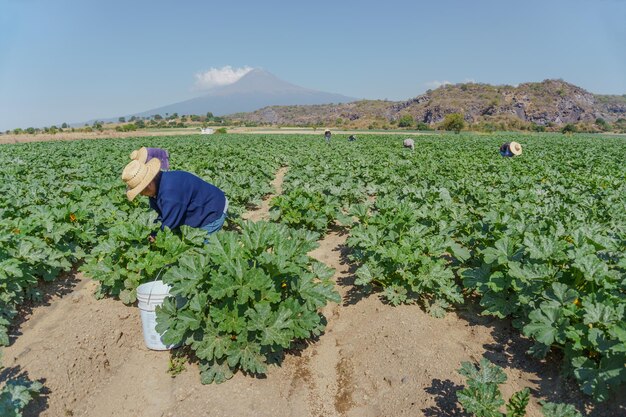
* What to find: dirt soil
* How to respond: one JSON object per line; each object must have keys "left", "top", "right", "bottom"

{"left": 3, "top": 169, "right": 624, "bottom": 417}
{"left": 0, "top": 130, "right": 203, "bottom": 144}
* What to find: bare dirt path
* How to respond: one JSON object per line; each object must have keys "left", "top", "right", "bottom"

{"left": 3, "top": 167, "right": 624, "bottom": 417}
{"left": 241, "top": 166, "right": 288, "bottom": 222}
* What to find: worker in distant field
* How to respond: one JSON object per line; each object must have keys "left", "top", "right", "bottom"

{"left": 121, "top": 159, "right": 228, "bottom": 242}
{"left": 403, "top": 138, "right": 415, "bottom": 151}
{"left": 348, "top": 135, "right": 357, "bottom": 142}
{"left": 130, "top": 147, "right": 170, "bottom": 170}
{"left": 499, "top": 141, "right": 523, "bottom": 157}
{"left": 324, "top": 129, "right": 331, "bottom": 144}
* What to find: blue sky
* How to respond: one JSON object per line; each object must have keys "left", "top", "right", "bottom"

{"left": 1, "top": 0, "right": 625, "bottom": 131}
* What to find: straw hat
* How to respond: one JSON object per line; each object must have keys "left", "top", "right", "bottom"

{"left": 121, "top": 159, "right": 161, "bottom": 201}
{"left": 129, "top": 147, "right": 148, "bottom": 163}
{"left": 509, "top": 141, "right": 523, "bottom": 155}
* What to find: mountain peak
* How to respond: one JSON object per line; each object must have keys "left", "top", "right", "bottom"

{"left": 129, "top": 70, "right": 356, "bottom": 118}
{"left": 209, "top": 69, "right": 311, "bottom": 95}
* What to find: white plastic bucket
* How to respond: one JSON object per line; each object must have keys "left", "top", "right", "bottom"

{"left": 136, "top": 280, "right": 178, "bottom": 350}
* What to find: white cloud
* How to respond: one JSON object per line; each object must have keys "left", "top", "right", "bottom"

{"left": 424, "top": 78, "right": 476, "bottom": 89}
{"left": 425, "top": 80, "right": 452, "bottom": 89}
{"left": 194, "top": 66, "right": 254, "bottom": 90}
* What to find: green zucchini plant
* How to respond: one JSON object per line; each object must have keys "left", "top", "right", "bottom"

{"left": 345, "top": 197, "right": 468, "bottom": 316}
{"left": 457, "top": 358, "right": 582, "bottom": 417}
{"left": 155, "top": 221, "right": 340, "bottom": 383}
{"left": 81, "top": 213, "right": 207, "bottom": 303}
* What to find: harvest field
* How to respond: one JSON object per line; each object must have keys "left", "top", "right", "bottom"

{"left": 1, "top": 133, "right": 625, "bottom": 416}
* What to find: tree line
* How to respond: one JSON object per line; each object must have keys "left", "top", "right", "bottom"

{"left": 2, "top": 112, "right": 226, "bottom": 135}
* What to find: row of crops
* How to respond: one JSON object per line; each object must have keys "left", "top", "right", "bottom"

{"left": 0, "top": 133, "right": 624, "bottom": 407}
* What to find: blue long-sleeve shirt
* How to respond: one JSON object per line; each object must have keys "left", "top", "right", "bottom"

{"left": 149, "top": 171, "right": 226, "bottom": 230}
{"left": 499, "top": 142, "right": 514, "bottom": 157}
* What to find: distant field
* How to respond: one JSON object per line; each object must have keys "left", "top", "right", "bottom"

{"left": 0, "top": 127, "right": 201, "bottom": 144}
{"left": 0, "top": 126, "right": 431, "bottom": 144}
{"left": 3, "top": 126, "right": 626, "bottom": 144}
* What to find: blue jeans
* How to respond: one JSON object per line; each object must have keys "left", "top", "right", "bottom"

{"left": 200, "top": 211, "right": 227, "bottom": 242}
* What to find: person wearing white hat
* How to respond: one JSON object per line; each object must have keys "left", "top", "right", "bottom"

{"left": 499, "top": 141, "right": 522, "bottom": 157}
{"left": 403, "top": 138, "right": 415, "bottom": 151}
{"left": 130, "top": 147, "right": 170, "bottom": 170}
{"left": 121, "top": 159, "right": 228, "bottom": 242}
{"left": 324, "top": 129, "right": 331, "bottom": 144}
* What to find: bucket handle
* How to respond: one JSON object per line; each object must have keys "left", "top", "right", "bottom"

{"left": 146, "top": 264, "right": 172, "bottom": 306}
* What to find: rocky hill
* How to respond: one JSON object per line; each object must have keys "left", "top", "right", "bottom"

{"left": 227, "top": 79, "right": 626, "bottom": 129}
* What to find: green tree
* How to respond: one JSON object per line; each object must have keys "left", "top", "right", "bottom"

{"left": 416, "top": 122, "right": 429, "bottom": 131}
{"left": 441, "top": 113, "right": 465, "bottom": 133}
{"left": 531, "top": 123, "right": 546, "bottom": 132}
{"left": 61, "top": 122, "right": 68, "bottom": 129}
{"left": 134, "top": 119, "right": 146, "bottom": 129}
{"left": 206, "top": 111, "right": 214, "bottom": 119}
{"left": 561, "top": 123, "right": 577, "bottom": 134}
{"left": 116, "top": 123, "right": 137, "bottom": 132}
{"left": 118, "top": 117, "right": 126, "bottom": 123}
{"left": 398, "top": 114, "right": 414, "bottom": 128}
{"left": 595, "top": 118, "right": 610, "bottom": 131}
{"left": 153, "top": 114, "right": 163, "bottom": 120}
